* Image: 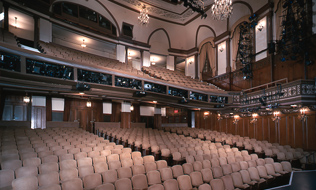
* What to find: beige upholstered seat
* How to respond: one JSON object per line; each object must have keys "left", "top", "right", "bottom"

{"left": 102, "top": 170, "right": 118, "bottom": 184}
{"left": 115, "top": 178, "right": 132, "bottom": 190}
{"left": 190, "top": 171, "right": 204, "bottom": 187}
{"left": 163, "top": 179, "right": 179, "bottom": 190}
{"left": 172, "top": 165, "right": 184, "bottom": 178}
{"left": 147, "top": 170, "right": 162, "bottom": 185}
{"left": 61, "top": 178, "right": 83, "bottom": 190}
{"left": 210, "top": 179, "right": 225, "bottom": 190}
{"left": 60, "top": 168, "right": 78, "bottom": 182}
{"left": 38, "top": 172, "right": 60, "bottom": 187}
{"left": 83, "top": 173, "right": 102, "bottom": 190}
{"left": 177, "top": 175, "right": 193, "bottom": 190}
{"left": 132, "top": 174, "right": 149, "bottom": 190}
{"left": 0, "top": 169, "right": 15, "bottom": 190}
{"left": 12, "top": 176, "right": 39, "bottom": 190}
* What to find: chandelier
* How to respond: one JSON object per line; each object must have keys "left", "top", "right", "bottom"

{"left": 211, "top": 0, "right": 233, "bottom": 20}
{"left": 138, "top": 5, "right": 149, "bottom": 25}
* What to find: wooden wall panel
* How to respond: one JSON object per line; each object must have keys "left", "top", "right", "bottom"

{"left": 279, "top": 116, "right": 287, "bottom": 145}
{"left": 121, "top": 112, "right": 131, "bottom": 129}
{"left": 193, "top": 111, "right": 315, "bottom": 150}
{"left": 111, "top": 102, "right": 121, "bottom": 122}
{"left": 207, "top": 34, "right": 316, "bottom": 92}
{"left": 294, "top": 118, "right": 304, "bottom": 149}
{"left": 287, "top": 115, "right": 295, "bottom": 148}
{"left": 307, "top": 114, "right": 316, "bottom": 151}
{"left": 131, "top": 104, "right": 140, "bottom": 123}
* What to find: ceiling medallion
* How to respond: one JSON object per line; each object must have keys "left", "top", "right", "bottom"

{"left": 211, "top": 0, "right": 233, "bottom": 21}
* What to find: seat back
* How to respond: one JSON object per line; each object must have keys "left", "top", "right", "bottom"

{"left": 210, "top": 179, "right": 225, "bottom": 190}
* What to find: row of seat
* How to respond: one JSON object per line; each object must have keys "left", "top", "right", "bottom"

{"left": 38, "top": 41, "right": 145, "bottom": 77}
{"left": 142, "top": 66, "right": 223, "bottom": 92}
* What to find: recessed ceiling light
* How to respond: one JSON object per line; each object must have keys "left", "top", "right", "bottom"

{"left": 153, "top": 101, "right": 157, "bottom": 103}
{"left": 79, "top": 92, "right": 84, "bottom": 95}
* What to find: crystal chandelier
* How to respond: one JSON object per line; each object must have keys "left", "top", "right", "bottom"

{"left": 138, "top": 5, "right": 149, "bottom": 25}
{"left": 211, "top": 0, "right": 233, "bottom": 21}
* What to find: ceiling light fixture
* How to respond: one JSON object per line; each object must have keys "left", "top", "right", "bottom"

{"left": 138, "top": 5, "right": 149, "bottom": 26}
{"left": 211, "top": 0, "right": 233, "bottom": 21}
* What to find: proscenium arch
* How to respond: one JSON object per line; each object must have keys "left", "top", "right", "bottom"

{"left": 50, "top": 0, "right": 120, "bottom": 36}
{"left": 147, "top": 28, "right": 171, "bottom": 49}
{"left": 195, "top": 25, "right": 216, "bottom": 48}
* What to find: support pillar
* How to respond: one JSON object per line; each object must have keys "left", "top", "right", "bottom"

{"left": 154, "top": 107, "right": 162, "bottom": 129}
{"left": 33, "top": 15, "right": 39, "bottom": 48}
{"left": 121, "top": 102, "right": 131, "bottom": 129}
{"left": 142, "top": 51, "right": 150, "bottom": 67}
{"left": 3, "top": 2, "right": 9, "bottom": 30}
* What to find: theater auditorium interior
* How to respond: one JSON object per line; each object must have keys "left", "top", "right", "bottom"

{"left": 0, "top": 0, "right": 316, "bottom": 189}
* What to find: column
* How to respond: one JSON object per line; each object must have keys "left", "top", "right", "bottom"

{"left": 121, "top": 102, "right": 131, "bottom": 129}
{"left": 142, "top": 51, "right": 150, "bottom": 67}
{"left": 3, "top": 2, "right": 9, "bottom": 30}
{"left": 166, "top": 55, "right": 175, "bottom": 71}
{"left": 131, "top": 103, "right": 140, "bottom": 123}
{"left": 116, "top": 44, "right": 126, "bottom": 63}
{"left": 225, "top": 40, "right": 231, "bottom": 73}
{"left": 33, "top": 15, "right": 39, "bottom": 48}
{"left": 140, "top": 50, "right": 144, "bottom": 68}
{"left": 195, "top": 54, "right": 199, "bottom": 79}
{"left": 154, "top": 107, "right": 162, "bottom": 129}
{"left": 39, "top": 18, "right": 52, "bottom": 43}
{"left": 125, "top": 46, "right": 128, "bottom": 64}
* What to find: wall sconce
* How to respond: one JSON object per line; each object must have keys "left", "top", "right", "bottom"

{"left": 298, "top": 107, "right": 308, "bottom": 122}
{"left": 23, "top": 94, "right": 30, "bottom": 103}
{"left": 272, "top": 111, "right": 281, "bottom": 122}
{"left": 130, "top": 105, "right": 134, "bottom": 111}
{"left": 203, "top": 111, "right": 210, "bottom": 119}
{"left": 81, "top": 39, "right": 86, "bottom": 48}
{"left": 217, "top": 113, "right": 223, "bottom": 121}
{"left": 86, "top": 99, "right": 92, "bottom": 107}
{"left": 233, "top": 115, "right": 239, "bottom": 125}
{"left": 257, "top": 24, "right": 264, "bottom": 31}
{"left": 219, "top": 46, "right": 224, "bottom": 52}
{"left": 250, "top": 113, "right": 258, "bottom": 124}
{"left": 14, "top": 17, "right": 18, "bottom": 28}
{"left": 151, "top": 58, "right": 156, "bottom": 65}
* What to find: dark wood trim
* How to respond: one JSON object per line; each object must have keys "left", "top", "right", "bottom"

{"left": 254, "top": 2, "right": 274, "bottom": 16}
{"left": 214, "top": 31, "right": 230, "bottom": 43}
{"left": 0, "top": 88, "right": 6, "bottom": 121}
{"left": 46, "top": 95, "right": 52, "bottom": 121}
{"left": 195, "top": 25, "right": 216, "bottom": 47}
{"left": 121, "top": 112, "right": 131, "bottom": 128}
{"left": 147, "top": 28, "right": 171, "bottom": 49}
{"left": 168, "top": 47, "right": 198, "bottom": 55}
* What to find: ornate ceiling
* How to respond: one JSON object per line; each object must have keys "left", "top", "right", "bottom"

{"left": 109, "top": 0, "right": 213, "bottom": 24}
